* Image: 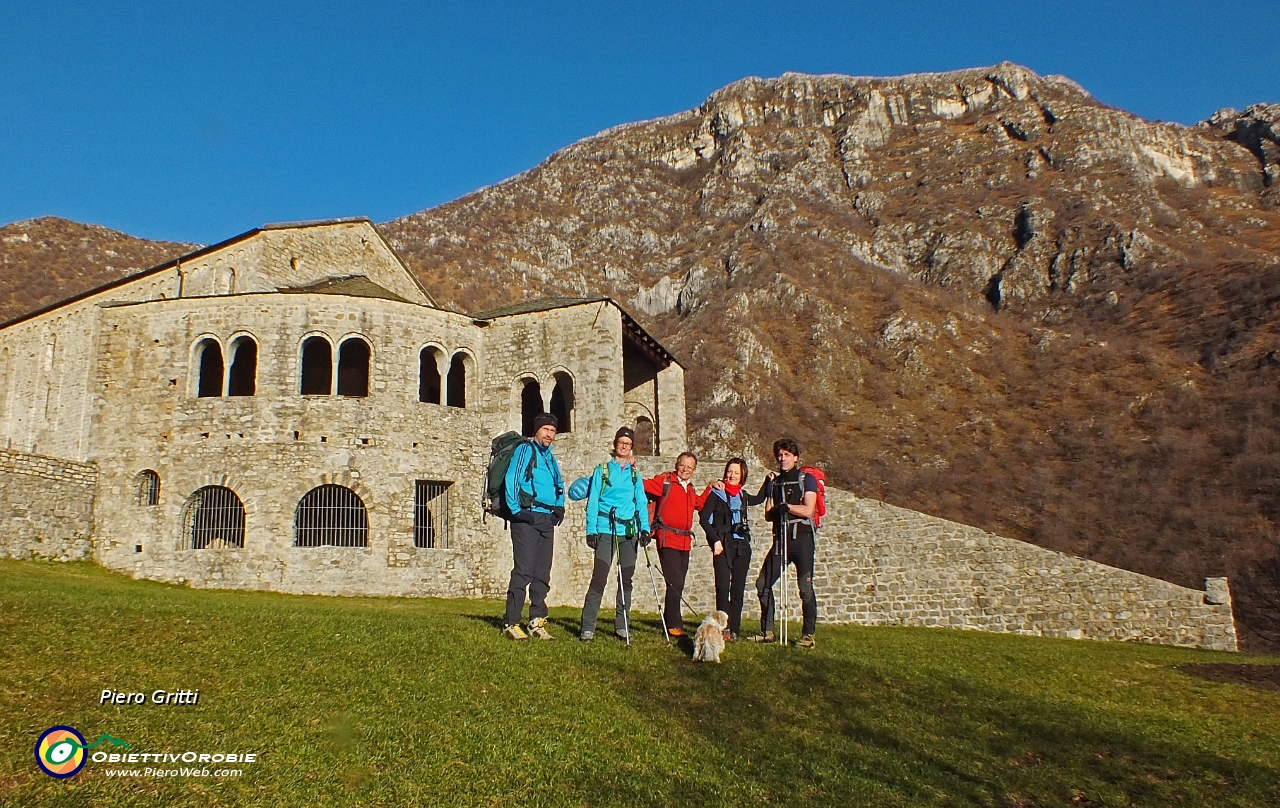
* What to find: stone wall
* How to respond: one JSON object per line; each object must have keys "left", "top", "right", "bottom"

{"left": 628, "top": 463, "right": 1236, "bottom": 651}
{"left": 0, "top": 448, "right": 96, "bottom": 560}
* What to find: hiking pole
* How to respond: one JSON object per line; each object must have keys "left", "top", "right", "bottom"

{"left": 609, "top": 509, "right": 630, "bottom": 649}
{"left": 681, "top": 596, "right": 697, "bottom": 618}
{"left": 641, "top": 543, "right": 670, "bottom": 643}
{"left": 779, "top": 487, "right": 790, "bottom": 647}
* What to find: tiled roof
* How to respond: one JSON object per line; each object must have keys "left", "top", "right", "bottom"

{"left": 278, "top": 275, "right": 413, "bottom": 303}
{"left": 469, "top": 297, "right": 607, "bottom": 320}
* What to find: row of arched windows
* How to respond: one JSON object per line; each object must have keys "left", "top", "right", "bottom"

{"left": 191, "top": 336, "right": 472, "bottom": 407}
{"left": 154, "top": 479, "right": 451, "bottom": 550}
{"left": 195, "top": 337, "right": 258, "bottom": 397}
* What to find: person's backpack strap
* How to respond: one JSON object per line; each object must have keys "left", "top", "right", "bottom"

{"left": 651, "top": 473, "right": 693, "bottom": 547}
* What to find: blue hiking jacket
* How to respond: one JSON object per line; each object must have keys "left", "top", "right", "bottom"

{"left": 505, "top": 440, "right": 564, "bottom": 515}
{"left": 584, "top": 460, "right": 650, "bottom": 536}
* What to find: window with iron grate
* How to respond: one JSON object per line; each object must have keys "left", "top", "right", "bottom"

{"left": 294, "top": 485, "right": 369, "bottom": 547}
{"left": 414, "top": 481, "right": 451, "bottom": 549}
{"left": 136, "top": 470, "right": 161, "bottom": 506}
{"left": 180, "top": 486, "right": 245, "bottom": 549}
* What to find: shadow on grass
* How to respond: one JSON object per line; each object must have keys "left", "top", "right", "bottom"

{"left": 573, "top": 647, "right": 1280, "bottom": 807}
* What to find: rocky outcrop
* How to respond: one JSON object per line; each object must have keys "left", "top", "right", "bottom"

{"left": 379, "top": 65, "right": 1280, "bottom": 647}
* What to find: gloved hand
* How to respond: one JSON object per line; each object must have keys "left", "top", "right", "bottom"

{"left": 586, "top": 534, "right": 601, "bottom": 550}
{"left": 638, "top": 531, "right": 652, "bottom": 548}
{"left": 551, "top": 506, "right": 565, "bottom": 526}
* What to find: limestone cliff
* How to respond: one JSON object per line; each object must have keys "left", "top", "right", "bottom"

{"left": 379, "top": 64, "right": 1280, "bottom": 645}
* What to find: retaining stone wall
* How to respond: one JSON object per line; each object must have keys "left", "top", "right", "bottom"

{"left": 0, "top": 449, "right": 96, "bottom": 560}
{"left": 630, "top": 461, "right": 1236, "bottom": 652}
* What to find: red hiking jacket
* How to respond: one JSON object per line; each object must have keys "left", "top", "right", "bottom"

{"left": 643, "top": 472, "right": 708, "bottom": 552}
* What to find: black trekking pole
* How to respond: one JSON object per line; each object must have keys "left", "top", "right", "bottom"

{"left": 778, "top": 485, "right": 790, "bottom": 647}
{"left": 608, "top": 508, "right": 631, "bottom": 648}
{"left": 641, "top": 541, "right": 670, "bottom": 643}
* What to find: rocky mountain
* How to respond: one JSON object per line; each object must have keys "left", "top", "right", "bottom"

{"left": 379, "top": 63, "right": 1280, "bottom": 646}
{"left": 0, "top": 217, "right": 193, "bottom": 324}
{"left": 4, "top": 63, "right": 1279, "bottom": 645}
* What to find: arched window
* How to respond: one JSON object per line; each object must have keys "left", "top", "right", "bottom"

{"left": 196, "top": 339, "right": 223, "bottom": 398}
{"left": 293, "top": 485, "right": 368, "bottom": 547}
{"left": 300, "top": 336, "right": 332, "bottom": 395}
{"left": 634, "top": 416, "right": 655, "bottom": 456}
{"left": 550, "top": 373, "right": 573, "bottom": 433}
{"left": 520, "top": 379, "right": 544, "bottom": 436}
{"left": 337, "top": 338, "right": 370, "bottom": 397}
{"left": 180, "top": 486, "right": 245, "bottom": 549}
{"left": 227, "top": 337, "right": 257, "bottom": 397}
{"left": 419, "top": 347, "right": 442, "bottom": 404}
{"left": 136, "top": 470, "right": 160, "bottom": 506}
{"left": 446, "top": 354, "right": 467, "bottom": 408}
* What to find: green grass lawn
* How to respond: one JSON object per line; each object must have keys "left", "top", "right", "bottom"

{"left": 2, "top": 560, "right": 1278, "bottom": 807}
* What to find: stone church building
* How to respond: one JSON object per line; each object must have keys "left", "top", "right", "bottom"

{"left": 0, "top": 218, "right": 1238, "bottom": 650}
{"left": 0, "top": 218, "right": 685, "bottom": 600}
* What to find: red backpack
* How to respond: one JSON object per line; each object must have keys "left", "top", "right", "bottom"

{"left": 798, "top": 467, "right": 827, "bottom": 529}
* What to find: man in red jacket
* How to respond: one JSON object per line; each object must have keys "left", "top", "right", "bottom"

{"left": 644, "top": 452, "right": 708, "bottom": 638}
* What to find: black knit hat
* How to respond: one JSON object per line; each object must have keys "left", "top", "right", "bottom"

{"left": 613, "top": 426, "right": 635, "bottom": 446}
{"left": 532, "top": 413, "right": 559, "bottom": 433}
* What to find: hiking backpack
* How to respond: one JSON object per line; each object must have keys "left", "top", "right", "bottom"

{"left": 798, "top": 466, "right": 827, "bottom": 529}
{"left": 484, "top": 431, "right": 536, "bottom": 524}
{"left": 647, "top": 473, "right": 693, "bottom": 548}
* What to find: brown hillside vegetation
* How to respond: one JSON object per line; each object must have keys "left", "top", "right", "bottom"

{"left": 380, "top": 64, "right": 1280, "bottom": 648}
{"left": 4, "top": 64, "right": 1279, "bottom": 647}
{"left": 0, "top": 217, "right": 193, "bottom": 324}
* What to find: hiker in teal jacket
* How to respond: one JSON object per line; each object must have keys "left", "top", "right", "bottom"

{"left": 502, "top": 413, "right": 565, "bottom": 641}
{"left": 579, "top": 426, "right": 651, "bottom": 642}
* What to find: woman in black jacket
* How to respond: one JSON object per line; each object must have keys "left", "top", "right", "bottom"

{"left": 699, "top": 458, "right": 767, "bottom": 641}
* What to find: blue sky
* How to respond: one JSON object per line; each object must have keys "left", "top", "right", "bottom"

{"left": 2, "top": 1, "right": 1276, "bottom": 244}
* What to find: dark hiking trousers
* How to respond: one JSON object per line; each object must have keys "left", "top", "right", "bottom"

{"left": 755, "top": 528, "right": 817, "bottom": 636}
{"left": 657, "top": 546, "right": 690, "bottom": 631}
{"left": 504, "top": 511, "right": 556, "bottom": 627}
{"left": 712, "top": 538, "right": 752, "bottom": 636}
{"left": 580, "top": 535, "right": 637, "bottom": 635}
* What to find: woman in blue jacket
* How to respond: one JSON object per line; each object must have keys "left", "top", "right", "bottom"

{"left": 579, "top": 427, "right": 651, "bottom": 642}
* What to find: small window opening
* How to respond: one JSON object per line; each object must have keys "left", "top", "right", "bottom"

{"left": 337, "top": 338, "right": 370, "bottom": 397}
{"left": 520, "top": 379, "right": 544, "bottom": 437}
{"left": 414, "top": 481, "right": 452, "bottom": 549}
{"left": 550, "top": 374, "right": 573, "bottom": 433}
{"left": 196, "top": 339, "right": 223, "bottom": 398}
{"left": 419, "top": 348, "right": 442, "bottom": 404}
{"left": 447, "top": 354, "right": 467, "bottom": 408}
{"left": 136, "top": 470, "right": 161, "bottom": 506}
{"left": 300, "top": 336, "right": 332, "bottom": 395}
{"left": 180, "top": 486, "right": 245, "bottom": 549}
{"left": 293, "top": 485, "right": 369, "bottom": 547}
{"left": 227, "top": 338, "right": 257, "bottom": 396}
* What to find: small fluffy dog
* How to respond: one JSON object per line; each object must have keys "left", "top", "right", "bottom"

{"left": 692, "top": 610, "right": 730, "bottom": 663}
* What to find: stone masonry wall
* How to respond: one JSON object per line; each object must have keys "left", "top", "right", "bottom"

{"left": 631, "top": 462, "right": 1236, "bottom": 651}
{"left": 0, "top": 448, "right": 96, "bottom": 560}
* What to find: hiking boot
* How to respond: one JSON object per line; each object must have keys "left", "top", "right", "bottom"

{"left": 728, "top": 632, "right": 739, "bottom": 643}
{"left": 579, "top": 631, "right": 594, "bottom": 643}
{"left": 796, "top": 634, "right": 816, "bottom": 649}
{"left": 504, "top": 624, "right": 529, "bottom": 641}
{"left": 667, "top": 626, "right": 686, "bottom": 639}
{"left": 747, "top": 631, "right": 776, "bottom": 643}
{"left": 528, "top": 617, "right": 554, "bottom": 640}
{"left": 615, "top": 628, "right": 631, "bottom": 641}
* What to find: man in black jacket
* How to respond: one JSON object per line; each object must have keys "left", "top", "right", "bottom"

{"left": 748, "top": 438, "right": 819, "bottom": 648}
